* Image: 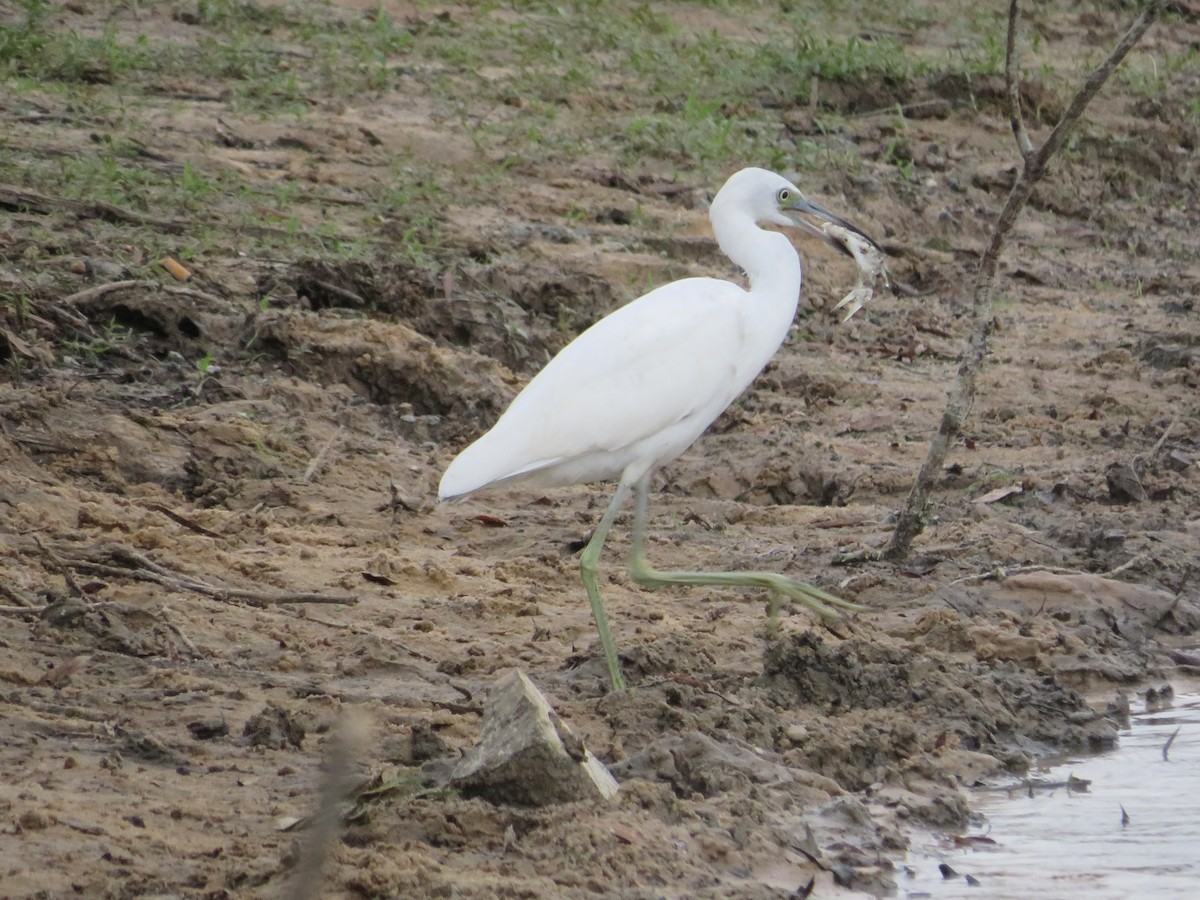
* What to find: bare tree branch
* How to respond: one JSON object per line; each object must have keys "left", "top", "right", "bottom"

{"left": 1006, "top": 0, "right": 1035, "bottom": 159}
{"left": 885, "top": 0, "right": 1164, "bottom": 560}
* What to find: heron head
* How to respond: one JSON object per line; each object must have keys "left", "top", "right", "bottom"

{"left": 716, "top": 167, "right": 883, "bottom": 259}
{"left": 776, "top": 188, "right": 883, "bottom": 258}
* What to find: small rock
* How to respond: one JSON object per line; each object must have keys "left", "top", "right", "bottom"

{"left": 1165, "top": 449, "right": 1193, "bottom": 473}
{"left": 830, "top": 862, "right": 856, "bottom": 887}
{"left": 784, "top": 724, "right": 809, "bottom": 744}
{"left": 17, "top": 809, "right": 52, "bottom": 832}
{"left": 410, "top": 723, "right": 448, "bottom": 764}
{"left": 187, "top": 718, "right": 229, "bottom": 740}
{"left": 243, "top": 705, "right": 305, "bottom": 749}
{"left": 1105, "top": 462, "right": 1148, "bottom": 503}
{"left": 450, "top": 670, "right": 618, "bottom": 806}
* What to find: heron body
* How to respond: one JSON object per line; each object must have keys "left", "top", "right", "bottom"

{"left": 439, "top": 168, "right": 876, "bottom": 691}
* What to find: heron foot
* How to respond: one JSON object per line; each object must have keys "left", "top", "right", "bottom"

{"left": 629, "top": 558, "right": 865, "bottom": 623}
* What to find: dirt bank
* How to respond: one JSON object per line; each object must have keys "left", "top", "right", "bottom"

{"left": 1, "top": 1, "right": 1198, "bottom": 897}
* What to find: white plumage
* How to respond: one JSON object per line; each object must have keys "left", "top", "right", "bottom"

{"left": 439, "top": 167, "right": 878, "bottom": 691}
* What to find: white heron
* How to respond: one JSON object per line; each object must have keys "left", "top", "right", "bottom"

{"left": 439, "top": 167, "right": 881, "bottom": 692}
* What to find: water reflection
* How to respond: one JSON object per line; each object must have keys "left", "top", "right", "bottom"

{"left": 902, "top": 688, "right": 1200, "bottom": 899}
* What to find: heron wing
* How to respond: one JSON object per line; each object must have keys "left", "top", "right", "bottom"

{"left": 441, "top": 277, "right": 760, "bottom": 495}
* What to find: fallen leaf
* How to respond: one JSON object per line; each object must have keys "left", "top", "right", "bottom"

{"left": 362, "top": 571, "right": 397, "bottom": 585}
{"left": 470, "top": 514, "right": 508, "bottom": 528}
{"left": 975, "top": 485, "right": 1023, "bottom": 504}
{"left": 0, "top": 328, "right": 54, "bottom": 365}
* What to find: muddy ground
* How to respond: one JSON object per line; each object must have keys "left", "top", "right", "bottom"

{"left": 1, "top": 1, "right": 1199, "bottom": 897}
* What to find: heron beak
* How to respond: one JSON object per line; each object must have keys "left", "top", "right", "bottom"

{"left": 784, "top": 197, "right": 883, "bottom": 258}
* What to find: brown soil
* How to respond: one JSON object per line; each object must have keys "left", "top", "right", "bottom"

{"left": 1, "top": 2, "right": 1198, "bottom": 898}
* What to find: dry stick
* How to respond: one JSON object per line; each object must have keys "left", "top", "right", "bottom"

{"left": 33, "top": 535, "right": 87, "bottom": 599}
{"left": 147, "top": 503, "right": 223, "bottom": 539}
{"left": 1005, "top": 0, "right": 1035, "bottom": 159}
{"left": 1162, "top": 725, "right": 1182, "bottom": 761}
{"left": 1151, "top": 415, "right": 1178, "bottom": 456}
{"left": 72, "top": 558, "right": 356, "bottom": 606}
{"left": 61, "top": 280, "right": 148, "bottom": 306}
{"left": 0, "top": 186, "right": 187, "bottom": 233}
{"left": 20, "top": 540, "right": 358, "bottom": 606}
{"left": 948, "top": 552, "right": 1150, "bottom": 586}
{"left": 0, "top": 579, "right": 39, "bottom": 608}
{"left": 302, "top": 426, "right": 344, "bottom": 485}
{"left": 308, "top": 279, "right": 368, "bottom": 308}
{"left": 158, "top": 606, "right": 204, "bottom": 658}
{"left": 885, "top": 0, "right": 1165, "bottom": 559}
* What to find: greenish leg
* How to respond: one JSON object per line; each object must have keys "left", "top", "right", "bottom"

{"left": 579, "top": 481, "right": 632, "bottom": 693}
{"left": 627, "top": 475, "right": 865, "bottom": 620}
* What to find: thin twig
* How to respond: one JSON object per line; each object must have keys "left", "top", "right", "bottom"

{"left": 886, "top": 0, "right": 1164, "bottom": 559}
{"left": 1162, "top": 725, "right": 1182, "bottom": 761}
{"left": 271, "top": 604, "right": 439, "bottom": 661}
{"left": 302, "top": 426, "right": 344, "bottom": 484}
{"left": 61, "top": 280, "right": 147, "bottom": 306}
{"left": 3, "top": 536, "right": 357, "bottom": 606}
{"left": 1005, "top": 0, "right": 1035, "bottom": 158}
{"left": 0, "top": 186, "right": 187, "bottom": 233}
{"left": 850, "top": 99, "right": 954, "bottom": 120}
{"left": 1105, "top": 553, "right": 1148, "bottom": 577}
{"left": 0, "top": 580, "right": 40, "bottom": 608}
{"left": 147, "top": 503, "right": 223, "bottom": 539}
{"left": 309, "top": 279, "right": 367, "bottom": 308}
{"left": 33, "top": 535, "right": 87, "bottom": 599}
{"left": 609, "top": 674, "right": 748, "bottom": 709}
{"left": 1037, "top": 3, "right": 1164, "bottom": 169}
{"left": 74, "top": 557, "right": 356, "bottom": 606}
{"left": 948, "top": 553, "right": 1150, "bottom": 587}
{"left": 1152, "top": 415, "right": 1178, "bottom": 456}
{"left": 161, "top": 285, "right": 230, "bottom": 307}
{"left": 949, "top": 564, "right": 1080, "bottom": 586}
{"left": 159, "top": 606, "right": 204, "bottom": 658}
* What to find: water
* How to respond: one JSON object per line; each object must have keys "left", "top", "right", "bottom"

{"left": 901, "top": 688, "right": 1200, "bottom": 899}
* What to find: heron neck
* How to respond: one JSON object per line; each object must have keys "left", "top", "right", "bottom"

{"left": 713, "top": 210, "right": 803, "bottom": 312}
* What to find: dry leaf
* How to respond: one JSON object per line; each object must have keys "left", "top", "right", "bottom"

{"left": 470, "top": 514, "right": 509, "bottom": 528}
{"left": 975, "top": 485, "right": 1023, "bottom": 504}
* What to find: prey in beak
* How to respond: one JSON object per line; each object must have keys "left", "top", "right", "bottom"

{"left": 784, "top": 196, "right": 890, "bottom": 321}
{"left": 786, "top": 197, "right": 883, "bottom": 257}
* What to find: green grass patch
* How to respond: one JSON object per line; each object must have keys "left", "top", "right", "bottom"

{"left": 0, "top": 0, "right": 1018, "bottom": 275}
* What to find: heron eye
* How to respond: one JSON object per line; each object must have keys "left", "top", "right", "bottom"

{"left": 777, "top": 188, "right": 791, "bottom": 202}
